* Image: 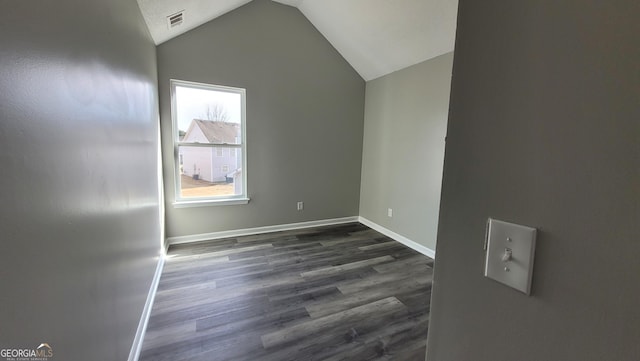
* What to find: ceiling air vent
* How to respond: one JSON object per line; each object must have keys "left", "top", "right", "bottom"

{"left": 167, "top": 11, "right": 184, "bottom": 29}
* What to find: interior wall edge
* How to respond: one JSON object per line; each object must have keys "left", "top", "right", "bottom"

{"left": 358, "top": 217, "right": 436, "bottom": 258}
{"left": 127, "top": 255, "right": 166, "bottom": 361}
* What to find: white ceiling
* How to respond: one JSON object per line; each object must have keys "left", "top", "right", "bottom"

{"left": 136, "top": 0, "right": 458, "bottom": 81}
{"left": 136, "top": 0, "right": 252, "bottom": 45}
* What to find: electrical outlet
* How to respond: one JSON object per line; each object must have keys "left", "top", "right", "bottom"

{"left": 387, "top": 208, "right": 393, "bottom": 217}
{"left": 297, "top": 201, "right": 304, "bottom": 211}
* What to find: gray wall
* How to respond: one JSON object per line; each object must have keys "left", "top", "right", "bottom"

{"left": 359, "top": 53, "right": 453, "bottom": 252}
{"left": 427, "top": 1, "right": 639, "bottom": 360}
{"left": 0, "top": 1, "right": 162, "bottom": 360}
{"left": 157, "top": 0, "right": 365, "bottom": 238}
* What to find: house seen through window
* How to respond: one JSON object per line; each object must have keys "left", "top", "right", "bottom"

{"left": 171, "top": 80, "right": 247, "bottom": 204}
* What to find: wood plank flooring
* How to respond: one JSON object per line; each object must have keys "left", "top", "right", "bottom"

{"left": 139, "top": 223, "right": 433, "bottom": 361}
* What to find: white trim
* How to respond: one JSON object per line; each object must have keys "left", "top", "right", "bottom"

{"left": 165, "top": 216, "right": 436, "bottom": 259}
{"left": 358, "top": 217, "right": 436, "bottom": 259}
{"left": 167, "top": 216, "right": 359, "bottom": 245}
{"left": 170, "top": 79, "right": 248, "bottom": 204}
{"left": 173, "top": 197, "right": 250, "bottom": 208}
{"left": 128, "top": 251, "right": 166, "bottom": 361}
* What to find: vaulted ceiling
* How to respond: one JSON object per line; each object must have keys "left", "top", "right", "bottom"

{"left": 136, "top": 0, "right": 458, "bottom": 81}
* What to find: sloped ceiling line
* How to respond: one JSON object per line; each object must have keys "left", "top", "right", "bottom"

{"left": 137, "top": 0, "right": 458, "bottom": 81}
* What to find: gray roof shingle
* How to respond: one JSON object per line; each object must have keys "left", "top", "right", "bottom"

{"left": 191, "top": 119, "right": 240, "bottom": 144}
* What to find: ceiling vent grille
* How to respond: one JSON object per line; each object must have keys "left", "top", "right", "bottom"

{"left": 167, "top": 11, "right": 184, "bottom": 29}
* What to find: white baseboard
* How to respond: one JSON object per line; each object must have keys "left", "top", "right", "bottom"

{"left": 128, "top": 250, "right": 166, "bottom": 361}
{"left": 165, "top": 216, "right": 435, "bottom": 259}
{"left": 358, "top": 217, "right": 436, "bottom": 259}
{"left": 166, "top": 216, "right": 360, "bottom": 245}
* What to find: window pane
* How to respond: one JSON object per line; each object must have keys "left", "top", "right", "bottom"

{"left": 172, "top": 79, "right": 246, "bottom": 203}
{"left": 175, "top": 86, "right": 242, "bottom": 145}
{"left": 178, "top": 145, "right": 243, "bottom": 198}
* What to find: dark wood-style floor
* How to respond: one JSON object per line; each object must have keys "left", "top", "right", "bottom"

{"left": 139, "top": 223, "right": 433, "bottom": 361}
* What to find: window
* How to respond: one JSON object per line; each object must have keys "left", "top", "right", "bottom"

{"left": 171, "top": 79, "right": 248, "bottom": 206}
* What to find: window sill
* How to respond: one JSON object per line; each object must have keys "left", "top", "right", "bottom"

{"left": 173, "top": 198, "right": 250, "bottom": 208}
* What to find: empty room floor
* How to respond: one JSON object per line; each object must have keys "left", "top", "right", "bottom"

{"left": 139, "top": 223, "right": 433, "bottom": 360}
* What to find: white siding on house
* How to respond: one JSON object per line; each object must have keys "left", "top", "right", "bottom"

{"left": 180, "top": 146, "right": 213, "bottom": 181}
{"left": 181, "top": 121, "right": 242, "bottom": 183}
{"left": 183, "top": 124, "right": 208, "bottom": 143}
{"left": 181, "top": 125, "right": 211, "bottom": 180}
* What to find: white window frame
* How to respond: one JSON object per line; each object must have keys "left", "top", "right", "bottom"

{"left": 170, "top": 79, "right": 249, "bottom": 207}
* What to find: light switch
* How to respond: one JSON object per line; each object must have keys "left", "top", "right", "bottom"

{"left": 484, "top": 218, "right": 537, "bottom": 295}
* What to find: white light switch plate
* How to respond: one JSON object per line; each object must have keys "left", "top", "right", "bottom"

{"left": 484, "top": 218, "right": 537, "bottom": 295}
